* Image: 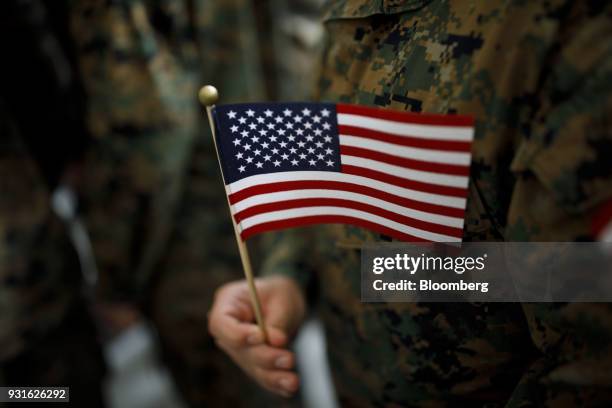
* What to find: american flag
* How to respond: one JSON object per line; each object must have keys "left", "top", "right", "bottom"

{"left": 212, "top": 103, "right": 474, "bottom": 242}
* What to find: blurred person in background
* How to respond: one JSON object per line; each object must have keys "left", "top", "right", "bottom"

{"left": 1, "top": 0, "right": 323, "bottom": 406}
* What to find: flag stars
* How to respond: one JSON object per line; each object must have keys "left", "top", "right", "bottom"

{"left": 326, "top": 159, "right": 334, "bottom": 166}
{"left": 258, "top": 129, "right": 267, "bottom": 136}
{"left": 299, "top": 153, "right": 307, "bottom": 160}
{"left": 243, "top": 143, "right": 251, "bottom": 150}
{"left": 251, "top": 136, "right": 260, "bottom": 143}
{"left": 277, "top": 129, "right": 286, "bottom": 136}
{"left": 263, "top": 154, "right": 271, "bottom": 161}
{"left": 325, "top": 148, "right": 333, "bottom": 155}
{"left": 279, "top": 141, "right": 288, "bottom": 148}
{"left": 245, "top": 156, "right": 254, "bottom": 164}
{"left": 275, "top": 116, "right": 284, "bottom": 123}
{"left": 236, "top": 152, "right": 243, "bottom": 159}
{"left": 273, "top": 160, "right": 281, "bottom": 167}
{"left": 304, "top": 122, "right": 312, "bottom": 129}
{"left": 271, "top": 148, "right": 279, "bottom": 154}
{"left": 324, "top": 136, "right": 332, "bottom": 143}
{"left": 307, "top": 147, "right": 315, "bottom": 154}
{"left": 296, "top": 129, "right": 304, "bottom": 136}
{"left": 283, "top": 109, "right": 292, "bottom": 116}
{"left": 261, "top": 142, "right": 269, "bottom": 149}
{"left": 314, "top": 129, "right": 322, "bottom": 136}
{"left": 288, "top": 135, "right": 295, "bottom": 142}
{"left": 246, "top": 109, "right": 255, "bottom": 117}
{"left": 289, "top": 147, "right": 297, "bottom": 154}
{"left": 321, "top": 108, "right": 330, "bottom": 117}
{"left": 291, "top": 159, "right": 299, "bottom": 166}
{"left": 255, "top": 162, "right": 264, "bottom": 168}
{"left": 306, "top": 135, "right": 314, "bottom": 142}
{"left": 253, "top": 149, "right": 261, "bottom": 156}
{"left": 281, "top": 153, "right": 289, "bottom": 160}
{"left": 294, "top": 115, "right": 302, "bottom": 123}
{"left": 256, "top": 117, "right": 265, "bottom": 124}
{"left": 312, "top": 115, "right": 321, "bottom": 123}
{"left": 315, "top": 141, "right": 323, "bottom": 148}
{"left": 317, "top": 153, "right": 325, "bottom": 160}
{"left": 227, "top": 110, "right": 237, "bottom": 119}
{"left": 264, "top": 109, "right": 273, "bottom": 117}
{"left": 240, "top": 130, "right": 249, "bottom": 138}
{"left": 238, "top": 117, "right": 247, "bottom": 124}
{"left": 297, "top": 141, "right": 306, "bottom": 148}
{"left": 308, "top": 159, "right": 316, "bottom": 166}
{"left": 322, "top": 123, "right": 331, "bottom": 130}
{"left": 269, "top": 136, "right": 278, "bottom": 142}
{"left": 230, "top": 125, "right": 239, "bottom": 133}
{"left": 302, "top": 108, "right": 311, "bottom": 116}
{"left": 233, "top": 139, "right": 241, "bottom": 146}
{"left": 238, "top": 165, "right": 246, "bottom": 172}
{"left": 266, "top": 123, "right": 275, "bottom": 130}
{"left": 285, "top": 122, "right": 294, "bottom": 129}
{"left": 249, "top": 123, "right": 257, "bottom": 130}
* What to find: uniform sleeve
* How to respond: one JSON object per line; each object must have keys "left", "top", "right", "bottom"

{"left": 504, "top": 3, "right": 612, "bottom": 406}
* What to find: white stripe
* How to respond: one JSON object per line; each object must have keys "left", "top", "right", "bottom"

{"left": 232, "top": 189, "right": 464, "bottom": 228}
{"left": 337, "top": 113, "right": 474, "bottom": 141}
{"left": 226, "top": 172, "right": 466, "bottom": 208}
{"left": 341, "top": 155, "right": 469, "bottom": 188}
{"left": 238, "top": 206, "right": 461, "bottom": 242}
{"left": 339, "top": 135, "right": 471, "bottom": 165}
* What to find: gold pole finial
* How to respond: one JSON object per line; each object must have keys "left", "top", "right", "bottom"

{"left": 199, "top": 85, "right": 219, "bottom": 106}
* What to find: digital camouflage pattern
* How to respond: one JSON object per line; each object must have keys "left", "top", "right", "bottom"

{"left": 262, "top": 0, "right": 612, "bottom": 406}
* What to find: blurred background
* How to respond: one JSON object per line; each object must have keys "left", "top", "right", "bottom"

{"left": 0, "top": 0, "right": 337, "bottom": 406}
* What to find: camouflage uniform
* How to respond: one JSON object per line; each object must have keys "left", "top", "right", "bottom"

{"left": 0, "top": 1, "right": 105, "bottom": 405}
{"left": 71, "top": 0, "right": 313, "bottom": 406}
{"left": 262, "top": 0, "right": 612, "bottom": 406}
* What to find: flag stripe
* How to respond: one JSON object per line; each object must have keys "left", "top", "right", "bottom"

{"left": 341, "top": 160, "right": 469, "bottom": 190}
{"left": 340, "top": 145, "right": 470, "bottom": 176}
{"left": 234, "top": 198, "right": 463, "bottom": 237}
{"left": 238, "top": 207, "right": 462, "bottom": 242}
{"left": 338, "top": 125, "right": 472, "bottom": 151}
{"left": 336, "top": 104, "right": 475, "bottom": 127}
{"left": 228, "top": 180, "right": 467, "bottom": 215}
{"left": 231, "top": 190, "right": 464, "bottom": 227}
{"left": 337, "top": 113, "right": 474, "bottom": 141}
{"left": 226, "top": 171, "right": 468, "bottom": 204}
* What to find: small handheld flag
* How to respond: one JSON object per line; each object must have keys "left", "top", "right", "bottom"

{"left": 212, "top": 101, "right": 474, "bottom": 243}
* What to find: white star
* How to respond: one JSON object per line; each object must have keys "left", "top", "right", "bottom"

{"left": 281, "top": 153, "right": 289, "bottom": 160}
{"left": 317, "top": 153, "right": 325, "bottom": 160}
{"left": 289, "top": 147, "right": 297, "bottom": 154}
{"left": 279, "top": 142, "right": 287, "bottom": 148}
{"left": 324, "top": 136, "right": 332, "bottom": 143}
{"left": 304, "top": 122, "right": 312, "bottom": 129}
{"left": 238, "top": 165, "right": 246, "bottom": 172}
{"left": 302, "top": 108, "right": 311, "bottom": 116}
{"left": 248, "top": 123, "right": 257, "bottom": 130}
{"left": 288, "top": 135, "right": 295, "bottom": 142}
{"left": 307, "top": 147, "right": 315, "bottom": 154}
{"left": 271, "top": 148, "right": 279, "bottom": 154}
{"left": 314, "top": 129, "right": 322, "bottom": 136}
{"left": 240, "top": 130, "right": 249, "bottom": 138}
{"left": 325, "top": 148, "right": 333, "bottom": 155}
{"left": 285, "top": 122, "right": 294, "bottom": 129}
{"left": 233, "top": 139, "right": 241, "bottom": 146}
{"left": 277, "top": 129, "right": 286, "bottom": 136}
{"left": 299, "top": 153, "right": 307, "bottom": 160}
{"left": 275, "top": 116, "right": 284, "bottom": 123}
{"left": 243, "top": 143, "right": 251, "bottom": 150}
{"left": 308, "top": 159, "right": 316, "bottom": 166}
{"left": 297, "top": 141, "right": 306, "bottom": 148}
{"left": 322, "top": 122, "right": 331, "bottom": 130}
{"left": 296, "top": 129, "right": 304, "bottom": 136}
{"left": 267, "top": 123, "right": 275, "bottom": 130}
{"left": 263, "top": 154, "right": 271, "bottom": 161}
{"left": 326, "top": 160, "right": 334, "bottom": 166}
{"left": 255, "top": 162, "right": 263, "bottom": 168}
{"left": 236, "top": 152, "right": 243, "bottom": 159}
{"left": 258, "top": 129, "right": 267, "bottom": 136}
{"left": 245, "top": 156, "right": 254, "bottom": 164}
{"left": 315, "top": 142, "right": 323, "bottom": 148}
{"left": 306, "top": 135, "right": 314, "bottom": 142}
{"left": 269, "top": 136, "right": 278, "bottom": 142}
{"left": 246, "top": 109, "right": 255, "bottom": 117}
{"left": 321, "top": 108, "right": 330, "bottom": 117}
{"left": 256, "top": 117, "right": 265, "bottom": 124}
{"left": 238, "top": 117, "right": 247, "bottom": 124}
{"left": 312, "top": 115, "right": 321, "bottom": 123}
{"left": 230, "top": 125, "right": 239, "bottom": 132}
{"left": 227, "top": 110, "right": 237, "bottom": 119}
{"left": 283, "top": 109, "right": 292, "bottom": 116}
{"left": 294, "top": 115, "right": 302, "bottom": 123}
{"left": 253, "top": 149, "right": 261, "bottom": 156}
{"left": 261, "top": 142, "right": 269, "bottom": 149}
{"left": 273, "top": 160, "right": 281, "bottom": 167}
{"left": 251, "top": 136, "right": 260, "bottom": 143}
{"left": 264, "top": 109, "right": 273, "bottom": 117}
{"left": 291, "top": 159, "right": 299, "bottom": 166}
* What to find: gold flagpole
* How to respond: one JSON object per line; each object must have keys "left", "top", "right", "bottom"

{"left": 199, "top": 85, "right": 269, "bottom": 343}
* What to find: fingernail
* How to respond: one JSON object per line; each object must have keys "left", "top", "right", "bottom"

{"left": 275, "top": 356, "right": 291, "bottom": 369}
{"left": 247, "top": 334, "right": 261, "bottom": 345}
{"left": 279, "top": 378, "right": 294, "bottom": 392}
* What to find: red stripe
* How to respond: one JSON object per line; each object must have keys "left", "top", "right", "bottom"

{"left": 234, "top": 198, "right": 463, "bottom": 238}
{"left": 336, "top": 104, "right": 475, "bottom": 127}
{"left": 228, "top": 180, "right": 465, "bottom": 218}
{"left": 240, "top": 215, "right": 432, "bottom": 242}
{"left": 340, "top": 145, "right": 470, "bottom": 176}
{"left": 339, "top": 125, "right": 472, "bottom": 152}
{"left": 342, "top": 165, "right": 468, "bottom": 198}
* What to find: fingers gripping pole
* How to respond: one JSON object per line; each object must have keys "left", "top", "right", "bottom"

{"left": 199, "top": 85, "right": 269, "bottom": 343}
